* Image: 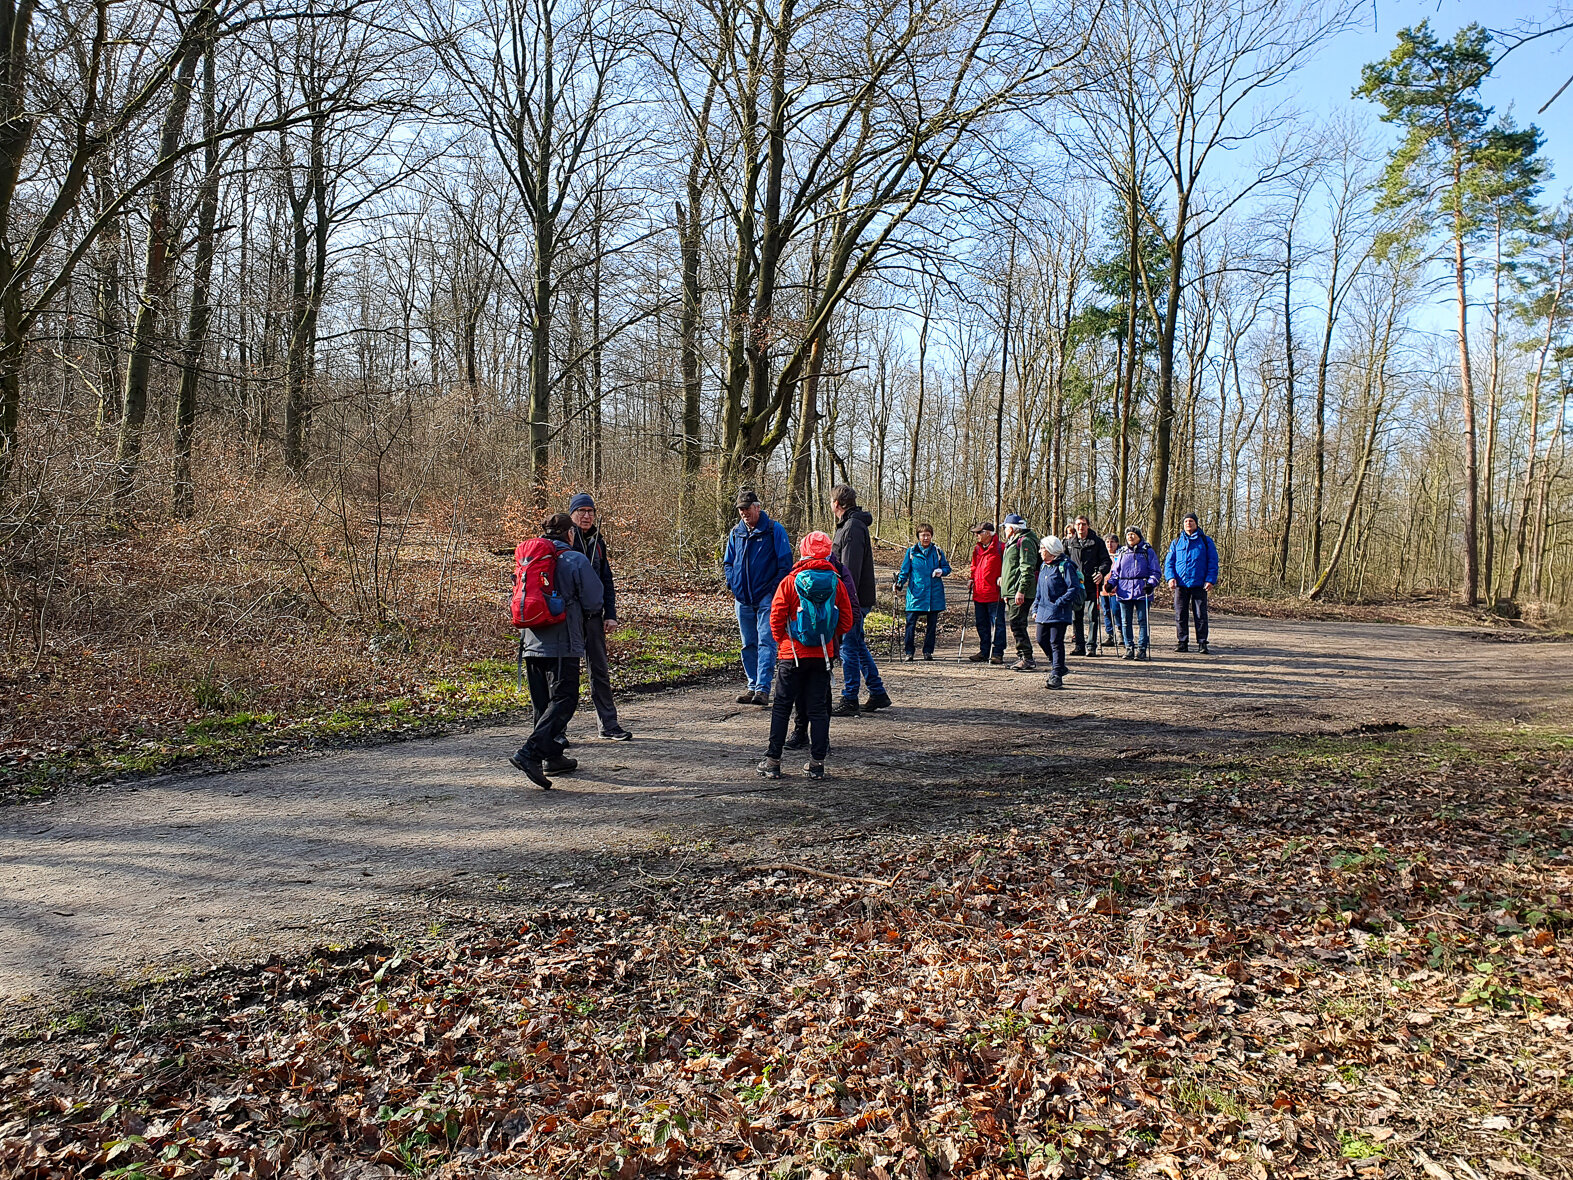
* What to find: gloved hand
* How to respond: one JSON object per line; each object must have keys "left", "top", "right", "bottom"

{"left": 931, "top": 568, "right": 943, "bottom": 577}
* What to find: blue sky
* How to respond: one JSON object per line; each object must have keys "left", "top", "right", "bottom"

{"left": 1307, "top": 1, "right": 1573, "bottom": 192}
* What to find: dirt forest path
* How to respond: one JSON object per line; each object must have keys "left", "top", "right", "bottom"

{"left": 2, "top": 615, "right": 1568, "bottom": 1009}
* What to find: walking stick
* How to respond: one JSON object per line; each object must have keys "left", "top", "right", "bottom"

{"left": 957, "top": 588, "right": 972, "bottom": 662}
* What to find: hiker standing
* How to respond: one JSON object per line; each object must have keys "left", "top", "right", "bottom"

{"left": 894, "top": 523, "right": 951, "bottom": 661}
{"left": 829, "top": 484, "right": 891, "bottom": 716}
{"left": 509, "top": 513, "right": 605, "bottom": 790}
{"left": 785, "top": 542, "right": 858, "bottom": 752}
{"left": 723, "top": 489, "right": 793, "bottom": 706}
{"left": 1164, "top": 511, "right": 1219, "bottom": 654}
{"left": 1000, "top": 514, "right": 1043, "bottom": 672}
{"left": 1062, "top": 515, "right": 1111, "bottom": 657}
{"left": 568, "top": 493, "right": 632, "bottom": 741}
{"left": 966, "top": 522, "right": 1006, "bottom": 664}
{"left": 1031, "top": 535, "right": 1081, "bottom": 689}
{"left": 1098, "top": 533, "right": 1122, "bottom": 649}
{"left": 758, "top": 531, "right": 854, "bottom": 781}
{"left": 1111, "top": 526, "right": 1161, "bottom": 661}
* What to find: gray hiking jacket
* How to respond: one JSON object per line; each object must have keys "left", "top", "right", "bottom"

{"left": 519, "top": 543, "right": 605, "bottom": 659}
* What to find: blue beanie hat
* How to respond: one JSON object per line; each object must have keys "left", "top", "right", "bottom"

{"left": 569, "top": 492, "right": 596, "bottom": 513}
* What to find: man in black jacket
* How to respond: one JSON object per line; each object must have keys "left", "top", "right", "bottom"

{"left": 568, "top": 493, "right": 633, "bottom": 740}
{"left": 1063, "top": 515, "right": 1111, "bottom": 657}
{"left": 829, "top": 484, "right": 890, "bottom": 716}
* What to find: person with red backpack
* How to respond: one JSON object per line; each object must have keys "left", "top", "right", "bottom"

{"left": 508, "top": 513, "right": 605, "bottom": 790}
{"left": 758, "top": 531, "right": 854, "bottom": 782}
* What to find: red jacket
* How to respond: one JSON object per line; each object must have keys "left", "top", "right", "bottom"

{"left": 769, "top": 557, "right": 855, "bottom": 660}
{"left": 968, "top": 538, "right": 1003, "bottom": 603}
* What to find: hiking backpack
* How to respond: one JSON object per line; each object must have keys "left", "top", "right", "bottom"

{"left": 1062, "top": 558, "right": 1087, "bottom": 609}
{"left": 788, "top": 567, "right": 840, "bottom": 660}
{"left": 511, "top": 538, "right": 567, "bottom": 629}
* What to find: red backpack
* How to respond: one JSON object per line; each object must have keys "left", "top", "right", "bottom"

{"left": 511, "top": 538, "right": 567, "bottom": 628}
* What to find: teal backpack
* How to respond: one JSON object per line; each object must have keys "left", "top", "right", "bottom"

{"left": 1062, "top": 558, "right": 1087, "bottom": 609}
{"left": 788, "top": 567, "right": 840, "bottom": 659}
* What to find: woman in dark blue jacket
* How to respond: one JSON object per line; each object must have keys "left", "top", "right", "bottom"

{"left": 1030, "top": 535, "right": 1081, "bottom": 688}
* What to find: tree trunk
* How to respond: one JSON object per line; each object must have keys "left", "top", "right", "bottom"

{"left": 1453, "top": 219, "right": 1480, "bottom": 606}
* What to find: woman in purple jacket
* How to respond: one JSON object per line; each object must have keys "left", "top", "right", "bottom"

{"left": 1110, "top": 526, "right": 1161, "bottom": 661}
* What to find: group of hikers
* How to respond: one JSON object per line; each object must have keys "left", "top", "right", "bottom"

{"left": 506, "top": 484, "right": 1219, "bottom": 789}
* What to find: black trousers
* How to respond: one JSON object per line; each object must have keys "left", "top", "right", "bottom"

{"left": 519, "top": 656, "right": 580, "bottom": 760}
{"left": 770, "top": 658, "right": 831, "bottom": 762}
{"left": 582, "top": 614, "right": 621, "bottom": 732}
{"left": 1035, "top": 622, "right": 1068, "bottom": 675}
{"left": 1008, "top": 605, "right": 1033, "bottom": 660}
{"left": 903, "top": 609, "right": 940, "bottom": 656}
{"left": 1070, "top": 600, "right": 1098, "bottom": 651}
{"left": 1175, "top": 585, "right": 1209, "bottom": 644}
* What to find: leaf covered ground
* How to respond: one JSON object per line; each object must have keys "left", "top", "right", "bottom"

{"left": 3, "top": 727, "right": 1570, "bottom": 1180}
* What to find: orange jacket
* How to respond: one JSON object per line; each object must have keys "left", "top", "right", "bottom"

{"left": 769, "top": 557, "right": 855, "bottom": 661}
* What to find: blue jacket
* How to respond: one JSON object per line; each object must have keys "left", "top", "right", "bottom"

{"left": 1031, "top": 556, "right": 1081, "bottom": 624}
{"left": 723, "top": 511, "right": 793, "bottom": 606}
{"left": 1110, "top": 543, "right": 1161, "bottom": 602}
{"left": 895, "top": 543, "right": 951, "bottom": 612}
{"left": 1163, "top": 529, "right": 1219, "bottom": 588}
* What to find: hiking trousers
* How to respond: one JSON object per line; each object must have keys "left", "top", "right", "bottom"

{"left": 1035, "top": 622, "right": 1068, "bottom": 676}
{"left": 1007, "top": 602, "right": 1033, "bottom": 661}
{"left": 1174, "top": 585, "right": 1209, "bottom": 645}
{"left": 973, "top": 600, "right": 1006, "bottom": 657}
{"left": 904, "top": 609, "right": 940, "bottom": 657}
{"left": 519, "top": 656, "right": 581, "bottom": 761}
{"left": 582, "top": 614, "right": 622, "bottom": 733}
{"left": 770, "top": 658, "right": 830, "bottom": 762}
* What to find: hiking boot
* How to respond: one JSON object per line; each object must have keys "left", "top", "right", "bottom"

{"left": 1136, "top": 647, "right": 1149, "bottom": 661}
{"left": 784, "top": 729, "right": 808, "bottom": 751}
{"left": 751, "top": 690, "right": 771, "bottom": 706}
{"left": 922, "top": 652, "right": 934, "bottom": 661}
{"left": 989, "top": 654, "right": 1005, "bottom": 665}
{"left": 508, "top": 752, "right": 552, "bottom": 790}
{"left": 864, "top": 690, "right": 892, "bottom": 712}
{"left": 1123, "top": 648, "right": 1136, "bottom": 661}
{"left": 544, "top": 755, "right": 578, "bottom": 774}
{"left": 902, "top": 652, "right": 915, "bottom": 662}
{"left": 737, "top": 689, "right": 758, "bottom": 704}
{"left": 1104, "top": 632, "right": 1118, "bottom": 646}
{"left": 1010, "top": 658, "right": 1037, "bottom": 672}
{"left": 1175, "top": 642, "right": 1188, "bottom": 652}
{"left": 966, "top": 650, "right": 989, "bottom": 663}
{"left": 599, "top": 727, "right": 632, "bottom": 741}
{"left": 804, "top": 760, "right": 826, "bottom": 780}
{"left": 1046, "top": 673, "right": 1064, "bottom": 689}
{"left": 756, "top": 757, "right": 781, "bottom": 780}
{"left": 830, "top": 696, "right": 860, "bottom": 717}
{"left": 1071, "top": 643, "right": 1086, "bottom": 657}
{"left": 1198, "top": 642, "right": 1209, "bottom": 654}
{"left": 560, "top": 736, "right": 573, "bottom": 749}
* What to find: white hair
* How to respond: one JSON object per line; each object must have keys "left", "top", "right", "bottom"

{"left": 1040, "top": 535, "right": 1065, "bottom": 556}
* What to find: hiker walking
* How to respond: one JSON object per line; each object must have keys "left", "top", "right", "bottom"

{"left": 723, "top": 489, "right": 793, "bottom": 706}
{"left": 966, "top": 522, "right": 1006, "bottom": 664}
{"left": 894, "top": 523, "right": 951, "bottom": 661}
{"left": 568, "top": 493, "right": 632, "bottom": 741}
{"left": 508, "top": 513, "right": 605, "bottom": 790}
{"left": 758, "top": 531, "right": 855, "bottom": 781}
{"left": 1000, "top": 514, "right": 1043, "bottom": 672}
{"left": 1063, "top": 515, "right": 1111, "bottom": 657}
{"left": 829, "top": 484, "right": 891, "bottom": 716}
{"left": 1164, "top": 511, "right": 1219, "bottom": 653}
{"left": 1111, "top": 526, "right": 1161, "bottom": 661}
{"left": 1031, "top": 535, "right": 1081, "bottom": 689}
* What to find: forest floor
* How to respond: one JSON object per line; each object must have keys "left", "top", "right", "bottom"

{"left": 2, "top": 615, "right": 1571, "bottom": 1180}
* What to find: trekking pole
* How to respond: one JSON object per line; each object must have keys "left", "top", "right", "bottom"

{"left": 957, "top": 588, "right": 971, "bottom": 662}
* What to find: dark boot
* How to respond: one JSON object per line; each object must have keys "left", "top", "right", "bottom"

{"left": 757, "top": 757, "right": 781, "bottom": 780}
{"left": 967, "top": 650, "right": 989, "bottom": 663}
{"left": 509, "top": 752, "right": 552, "bottom": 790}
{"left": 1123, "top": 648, "right": 1136, "bottom": 661}
{"left": 864, "top": 690, "right": 892, "bottom": 711}
{"left": 830, "top": 696, "right": 860, "bottom": 718}
{"left": 1136, "top": 647, "right": 1149, "bottom": 661}
{"left": 1175, "top": 641, "right": 1188, "bottom": 652}
{"left": 989, "top": 654, "right": 1005, "bottom": 665}
{"left": 1045, "top": 673, "right": 1063, "bottom": 689}
{"left": 784, "top": 729, "right": 808, "bottom": 751}
{"left": 544, "top": 755, "right": 578, "bottom": 773}
{"left": 737, "top": 689, "right": 758, "bottom": 704}
{"left": 1071, "top": 642, "right": 1086, "bottom": 657}
{"left": 804, "top": 760, "right": 826, "bottom": 780}
{"left": 1198, "top": 642, "right": 1209, "bottom": 654}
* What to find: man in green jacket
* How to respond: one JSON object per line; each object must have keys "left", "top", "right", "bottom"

{"left": 1000, "top": 513, "right": 1042, "bottom": 671}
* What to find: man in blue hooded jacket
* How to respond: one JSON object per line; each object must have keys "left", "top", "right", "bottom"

{"left": 722, "top": 488, "right": 794, "bottom": 704}
{"left": 1163, "top": 511, "right": 1219, "bottom": 653}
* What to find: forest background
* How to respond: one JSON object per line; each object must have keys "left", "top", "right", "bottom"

{"left": 3, "top": 0, "right": 1572, "bottom": 787}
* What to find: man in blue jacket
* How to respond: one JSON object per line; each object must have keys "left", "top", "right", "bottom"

{"left": 722, "top": 489, "right": 793, "bottom": 705}
{"left": 1163, "top": 511, "right": 1219, "bottom": 654}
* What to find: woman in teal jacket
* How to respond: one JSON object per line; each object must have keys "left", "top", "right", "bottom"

{"left": 894, "top": 523, "right": 952, "bottom": 660}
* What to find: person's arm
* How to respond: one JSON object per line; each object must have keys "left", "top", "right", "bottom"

{"left": 1163, "top": 544, "right": 1176, "bottom": 586}
{"left": 774, "top": 522, "right": 794, "bottom": 584}
{"left": 895, "top": 548, "right": 912, "bottom": 589}
{"left": 769, "top": 576, "right": 792, "bottom": 644}
{"left": 1206, "top": 537, "right": 1219, "bottom": 589}
{"left": 722, "top": 528, "right": 738, "bottom": 590}
{"left": 601, "top": 546, "right": 617, "bottom": 621}
{"left": 577, "top": 555, "right": 606, "bottom": 617}
{"left": 938, "top": 549, "right": 952, "bottom": 577}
